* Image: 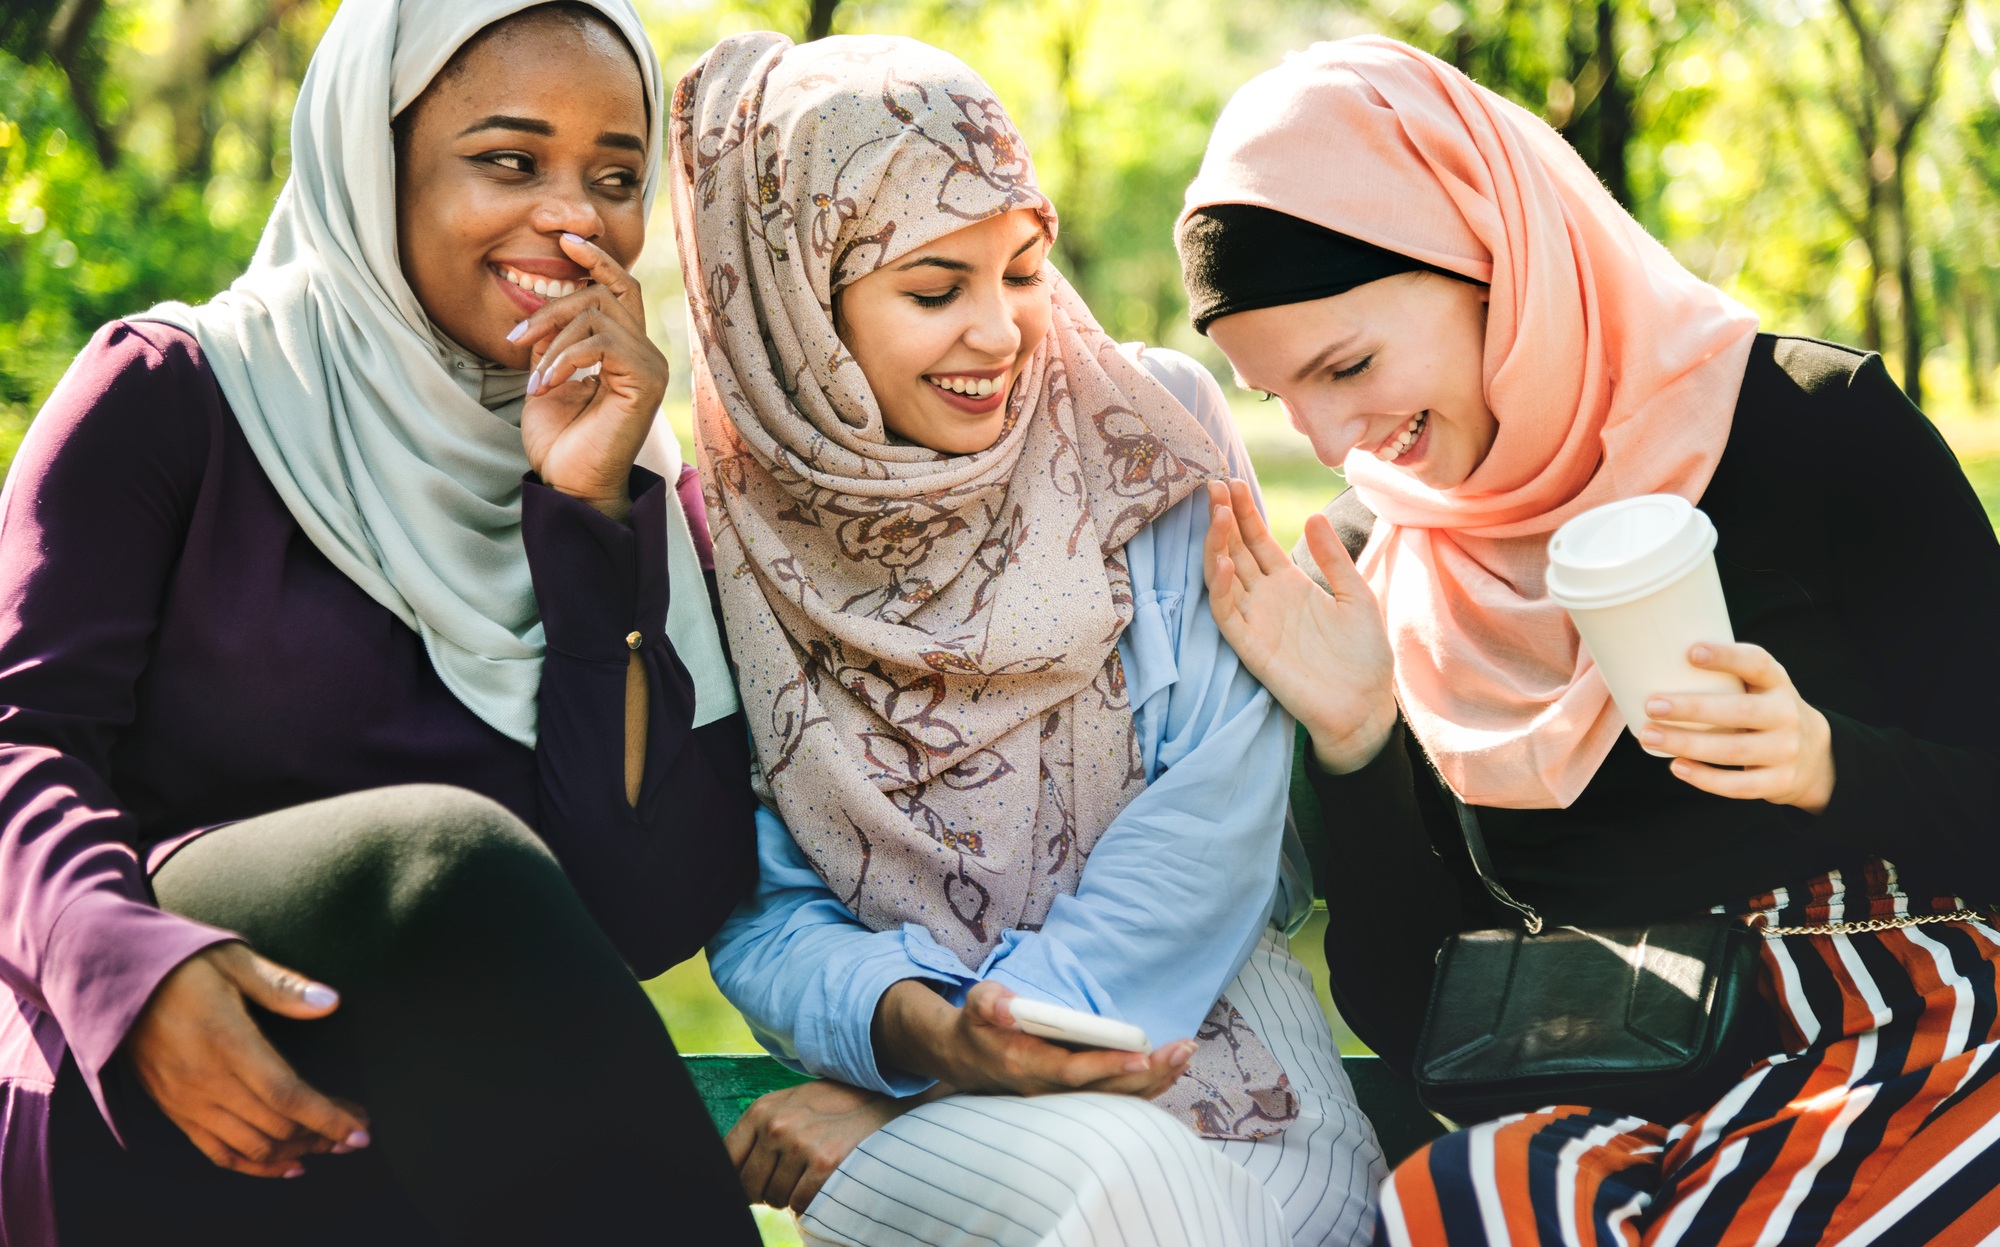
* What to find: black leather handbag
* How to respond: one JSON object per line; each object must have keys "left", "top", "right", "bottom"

{"left": 1411, "top": 801, "right": 1766, "bottom": 1126}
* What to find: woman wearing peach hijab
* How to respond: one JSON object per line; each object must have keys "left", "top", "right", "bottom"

{"left": 1180, "top": 35, "right": 2000, "bottom": 1246}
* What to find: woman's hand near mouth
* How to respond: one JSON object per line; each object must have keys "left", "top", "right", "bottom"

{"left": 509, "top": 230, "right": 667, "bottom": 523}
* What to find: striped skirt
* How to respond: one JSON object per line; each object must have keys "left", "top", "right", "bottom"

{"left": 799, "top": 929, "right": 1385, "bottom": 1247}
{"left": 1379, "top": 862, "right": 2000, "bottom": 1247}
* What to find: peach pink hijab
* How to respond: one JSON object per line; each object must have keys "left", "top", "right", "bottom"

{"left": 1184, "top": 37, "right": 1758, "bottom": 808}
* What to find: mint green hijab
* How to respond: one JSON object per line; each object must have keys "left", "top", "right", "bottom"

{"left": 134, "top": 0, "right": 735, "bottom": 746}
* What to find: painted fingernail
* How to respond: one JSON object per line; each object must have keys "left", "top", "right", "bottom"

{"left": 302, "top": 984, "right": 338, "bottom": 1008}
{"left": 527, "top": 370, "right": 541, "bottom": 393}
{"left": 331, "top": 1142, "right": 354, "bottom": 1154}
{"left": 283, "top": 1164, "right": 305, "bottom": 1179}
{"left": 562, "top": 232, "right": 587, "bottom": 246}
{"left": 344, "top": 1129, "right": 371, "bottom": 1149}
{"left": 1645, "top": 698, "right": 1671, "bottom": 717}
{"left": 506, "top": 320, "right": 529, "bottom": 343}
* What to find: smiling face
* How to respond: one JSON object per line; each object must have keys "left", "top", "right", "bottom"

{"left": 393, "top": 7, "right": 647, "bottom": 369}
{"left": 1207, "top": 272, "right": 1498, "bottom": 491}
{"left": 833, "top": 208, "right": 1053, "bottom": 455}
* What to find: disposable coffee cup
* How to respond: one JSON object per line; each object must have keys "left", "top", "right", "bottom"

{"left": 1546, "top": 495, "right": 1744, "bottom": 757}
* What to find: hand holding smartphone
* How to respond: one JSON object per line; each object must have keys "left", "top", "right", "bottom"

{"left": 1006, "top": 998, "right": 1151, "bottom": 1053}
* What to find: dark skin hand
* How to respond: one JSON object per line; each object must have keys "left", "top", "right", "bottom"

{"left": 122, "top": 8, "right": 658, "bottom": 1179}
{"left": 124, "top": 943, "right": 369, "bottom": 1178}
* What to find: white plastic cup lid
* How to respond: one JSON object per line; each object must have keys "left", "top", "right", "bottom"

{"left": 1546, "top": 494, "right": 1718, "bottom": 609}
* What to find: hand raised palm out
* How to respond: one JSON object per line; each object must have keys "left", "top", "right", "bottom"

{"left": 1202, "top": 479, "right": 1399, "bottom": 773}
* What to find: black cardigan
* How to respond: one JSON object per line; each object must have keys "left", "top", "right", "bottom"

{"left": 1304, "top": 335, "right": 2000, "bottom": 1070}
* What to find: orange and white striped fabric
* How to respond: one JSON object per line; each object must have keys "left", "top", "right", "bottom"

{"left": 1379, "top": 861, "right": 2000, "bottom": 1246}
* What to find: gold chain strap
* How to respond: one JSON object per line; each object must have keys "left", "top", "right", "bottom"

{"left": 1757, "top": 908, "right": 1988, "bottom": 938}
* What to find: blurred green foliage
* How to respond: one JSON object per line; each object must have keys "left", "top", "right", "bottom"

{"left": 8, "top": 0, "right": 2000, "bottom": 428}
{"left": 1, "top": 0, "right": 332, "bottom": 449}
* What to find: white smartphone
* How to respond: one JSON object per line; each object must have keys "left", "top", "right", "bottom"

{"left": 1007, "top": 998, "right": 1151, "bottom": 1053}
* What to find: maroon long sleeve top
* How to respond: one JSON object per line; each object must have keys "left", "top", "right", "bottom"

{"left": 0, "top": 321, "right": 757, "bottom": 1245}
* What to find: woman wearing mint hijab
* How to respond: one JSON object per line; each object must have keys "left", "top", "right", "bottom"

{"left": 0, "top": 1, "right": 759, "bottom": 1242}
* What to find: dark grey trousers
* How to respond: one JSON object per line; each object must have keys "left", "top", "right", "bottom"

{"left": 48, "top": 784, "right": 758, "bottom": 1246}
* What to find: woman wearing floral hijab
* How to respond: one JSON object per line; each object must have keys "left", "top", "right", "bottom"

{"left": 0, "top": 1, "right": 759, "bottom": 1242}
{"left": 1184, "top": 36, "right": 2000, "bottom": 1245}
{"left": 678, "top": 31, "right": 1384, "bottom": 1247}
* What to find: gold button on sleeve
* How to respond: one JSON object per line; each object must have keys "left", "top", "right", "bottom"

{"left": 626, "top": 631, "right": 644, "bottom": 651}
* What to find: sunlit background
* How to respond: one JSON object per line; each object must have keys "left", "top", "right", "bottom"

{"left": 3, "top": 6, "right": 1997, "bottom": 1229}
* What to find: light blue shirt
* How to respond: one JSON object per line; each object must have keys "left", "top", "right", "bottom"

{"left": 706, "top": 348, "right": 1310, "bottom": 1096}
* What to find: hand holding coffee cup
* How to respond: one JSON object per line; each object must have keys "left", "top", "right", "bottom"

{"left": 1548, "top": 496, "right": 1835, "bottom": 812}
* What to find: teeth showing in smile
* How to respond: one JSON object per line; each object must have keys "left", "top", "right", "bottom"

{"left": 497, "top": 264, "right": 591, "bottom": 300}
{"left": 927, "top": 374, "right": 1002, "bottom": 398}
{"left": 1379, "top": 411, "right": 1429, "bottom": 463}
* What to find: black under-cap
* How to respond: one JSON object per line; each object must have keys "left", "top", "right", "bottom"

{"left": 1175, "top": 203, "right": 1461, "bottom": 334}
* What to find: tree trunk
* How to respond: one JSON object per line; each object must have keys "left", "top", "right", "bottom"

{"left": 1861, "top": 236, "right": 1885, "bottom": 352}
{"left": 806, "top": 0, "right": 841, "bottom": 42}
{"left": 1886, "top": 153, "right": 1924, "bottom": 405}
{"left": 1594, "top": 0, "right": 1629, "bottom": 206}
{"left": 1963, "top": 281, "right": 1989, "bottom": 408}
{"left": 44, "top": 0, "right": 115, "bottom": 166}
{"left": 1863, "top": 144, "right": 1886, "bottom": 352}
{"left": 1048, "top": 6, "right": 1095, "bottom": 294}
{"left": 1828, "top": 0, "right": 1966, "bottom": 401}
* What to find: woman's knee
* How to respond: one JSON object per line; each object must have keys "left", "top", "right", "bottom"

{"left": 158, "top": 784, "right": 566, "bottom": 971}
{"left": 323, "top": 785, "right": 564, "bottom": 935}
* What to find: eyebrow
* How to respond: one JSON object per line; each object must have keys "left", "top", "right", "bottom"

{"left": 456, "top": 114, "right": 646, "bottom": 153}
{"left": 893, "top": 232, "right": 1046, "bottom": 274}
{"left": 458, "top": 115, "right": 554, "bottom": 138}
{"left": 1291, "top": 333, "right": 1364, "bottom": 385}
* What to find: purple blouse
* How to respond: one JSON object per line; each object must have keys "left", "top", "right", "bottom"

{"left": 0, "top": 322, "right": 756, "bottom": 1245}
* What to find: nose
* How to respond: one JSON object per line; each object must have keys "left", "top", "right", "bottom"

{"left": 959, "top": 281, "right": 1023, "bottom": 362}
{"left": 530, "top": 179, "right": 606, "bottom": 243}
{"left": 1286, "top": 393, "right": 1374, "bottom": 469}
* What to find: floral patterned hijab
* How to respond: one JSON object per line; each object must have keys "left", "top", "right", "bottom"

{"left": 673, "top": 32, "right": 1296, "bottom": 1139}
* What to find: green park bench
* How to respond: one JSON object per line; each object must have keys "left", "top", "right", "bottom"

{"left": 681, "top": 728, "right": 1451, "bottom": 1168}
